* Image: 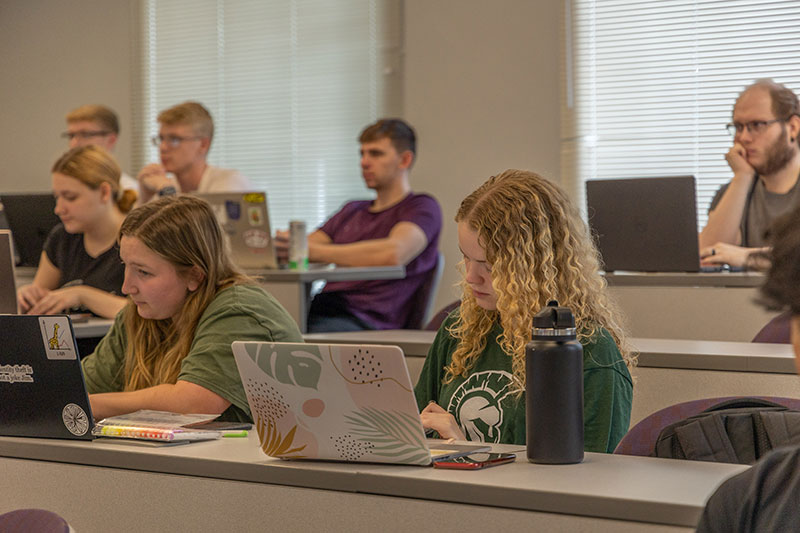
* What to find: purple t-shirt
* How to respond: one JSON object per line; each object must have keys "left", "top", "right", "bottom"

{"left": 317, "top": 193, "right": 442, "bottom": 329}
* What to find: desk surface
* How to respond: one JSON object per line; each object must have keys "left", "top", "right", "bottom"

{"left": 250, "top": 264, "right": 405, "bottom": 282}
{"left": 604, "top": 271, "right": 764, "bottom": 288}
{"left": 73, "top": 318, "right": 114, "bottom": 339}
{"left": 304, "top": 330, "right": 797, "bottom": 374}
{"left": 0, "top": 433, "right": 745, "bottom": 528}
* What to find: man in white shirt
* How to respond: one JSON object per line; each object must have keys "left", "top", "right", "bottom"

{"left": 63, "top": 104, "right": 139, "bottom": 192}
{"left": 137, "top": 101, "right": 251, "bottom": 202}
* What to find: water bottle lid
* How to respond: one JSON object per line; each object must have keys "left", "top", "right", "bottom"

{"left": 532, "top": 300, "right": 576, "bottom": 340}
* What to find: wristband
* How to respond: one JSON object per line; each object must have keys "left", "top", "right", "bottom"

{"left": 158, "top": 185, "right": 177, "bottom": 197}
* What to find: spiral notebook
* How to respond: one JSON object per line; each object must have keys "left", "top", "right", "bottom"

{"left": 232, "top": 341, "right": 488, "bottom": 466}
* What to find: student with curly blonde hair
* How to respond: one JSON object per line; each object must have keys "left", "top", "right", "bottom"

{"left": 81, "top": 196, "right": 302, "bottom": 421}
{"left": 17, "top": 145, "right": 137, "bottom": 318}
{"left": 415, "top": 169, "right": 634, "bottom": 452}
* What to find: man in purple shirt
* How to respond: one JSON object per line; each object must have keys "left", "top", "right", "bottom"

{"left": 301, "top": 119, "right": 442, "bottom": 331}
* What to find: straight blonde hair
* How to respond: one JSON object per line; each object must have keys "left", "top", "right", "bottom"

{"left": 119, "top": 196, "right": 248, "bottom": 390}
{"left": 51, "top": 145, "right": 136, "bottom": 212}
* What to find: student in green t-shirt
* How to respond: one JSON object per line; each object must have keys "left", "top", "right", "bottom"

{"left": 82, "top": 196, "right": 302, "bottom": 422}
{"left": 414, "top": 169, "right": 635, "bottom": 452}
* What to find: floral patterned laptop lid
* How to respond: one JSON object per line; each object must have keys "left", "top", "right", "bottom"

{"left": 233, "top": 341, "right": 466, "bottom": 466}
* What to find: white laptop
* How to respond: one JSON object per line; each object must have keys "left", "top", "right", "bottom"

{"left": 194, "top": 191, "right": 277, "bottom": 270}
{"left": 0, "top": 230, "right": 19, "bottom": 313}
{"left": 232, "top": 341, "right": 489, "bottom": 465}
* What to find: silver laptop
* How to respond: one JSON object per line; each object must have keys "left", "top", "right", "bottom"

{"left": 586, "top": 176, "right": 707, "bottom": 272}
{"left": 0, "top": 314, "right": 94, "bottom": 440}
{"left": 0, "top": 230, "right": 19, "bottom": 313}
{"left": 232, "top": 341, "right": 489, "bottom": 465}
{"left": 194, "top": 191, "right": 277, "bottom": 270}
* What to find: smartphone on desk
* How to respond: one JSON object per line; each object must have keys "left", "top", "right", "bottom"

{"left": 433, "top": 452, "right": 516, "bottom": 470}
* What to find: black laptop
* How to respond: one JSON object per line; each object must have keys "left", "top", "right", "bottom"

{"left": 586, "top": 176, "right": 707, "bottom": 272}
{"left": 0, "top": 315, "right": 94, "bottom": 440}
{"left": 0, "top": 193, "right": 60, "bottom": 267}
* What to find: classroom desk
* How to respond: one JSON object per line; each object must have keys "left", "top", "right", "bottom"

{"left": 250, "top": 265, "right": 405, "bottom": 333}
{"left": 604, "top": 271, "right": 777, "bottom": 342}
{"left": 303, "top": 331, "right": 800, "bottom": 427}
{"left": 73, "top": 318, "right": 114, "bottom": 339}
{"left": 0, "top": 433, "right": 745, "bottom": 531}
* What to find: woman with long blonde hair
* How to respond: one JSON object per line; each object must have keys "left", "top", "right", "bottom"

{"left": 415, "top": 170, "right": 634, "bottom": 452}
{"left": 17, "top": 145, "right": 136, "bottom": 317}
{"left": 82, "top": 195, "right": 302, "bottom": 421}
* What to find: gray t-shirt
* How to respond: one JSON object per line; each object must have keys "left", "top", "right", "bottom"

{"left": 696, "top": 445, "right": 800, "bottom": 532}
{"left": 709, "top": 175, "right": 800, "bottom": 247}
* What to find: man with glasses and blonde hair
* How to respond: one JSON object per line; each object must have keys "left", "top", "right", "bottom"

{"left": 64, "top": 104, "right": 138, "bottom": 192}
{"left": 700, "top": 79, "right": 800, "bottom": 267}
{"left": 136, "top": 101, "right": 250, "bottom": 203}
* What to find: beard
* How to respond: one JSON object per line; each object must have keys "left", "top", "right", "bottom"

{"left": 753, "top": 125, "right": 796, "bottom": 176}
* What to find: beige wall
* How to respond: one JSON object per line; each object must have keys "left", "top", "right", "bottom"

{"left": 0, "top": 0, "right": 134, "bottom": 192}
{"left": 404, "top": 0, "right": 561, "bottom": 313}
{"left": 0, "top": 0, "right": 562, "bottom": 316}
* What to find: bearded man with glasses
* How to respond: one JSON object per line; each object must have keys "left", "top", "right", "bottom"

{"left": 136, "top": 101, "right": 251, "bottom": 203}
{"left": 699, "top": 79, "right": 800, "bottom": 268}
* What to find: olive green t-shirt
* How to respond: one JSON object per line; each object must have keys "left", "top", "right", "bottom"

{"left": 81, "top": 284, "right": 303, "bottom": 422}
{"left": 414, "top": 312, "right": 633, "bottom": 453}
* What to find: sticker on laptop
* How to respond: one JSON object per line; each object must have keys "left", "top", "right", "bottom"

{"left": 39, "top": 317, "right": 77, "bottom": 360}
{"left": 225, "top": 200, "right": 242, "bottom": 221}
{"left": 243, "top": 192, "right": 265, "bottom": 204}
{"left": 243, "top": 229, "right": 270, "bottom": 249}
{"left": 62, "top": 403, "right": 90, "bottom": 436}
{"left": 248, "top": 207, "right": 263, "bottom": 226}
{"left": 0, "top": 364, "right": 33, "bottom": 383}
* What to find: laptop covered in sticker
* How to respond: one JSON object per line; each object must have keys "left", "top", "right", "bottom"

{"left": 0, "top": 315, "right": 93, "bottom": 440}
{"left": 194, "top": 191, "right": 277, "bottom": 270}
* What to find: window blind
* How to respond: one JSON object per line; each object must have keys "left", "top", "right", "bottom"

{"left": 131, "top": 0, "right": 402, "bottom": 229}
{"left": 562, "top": 0, "right": 800, "bottom": 228}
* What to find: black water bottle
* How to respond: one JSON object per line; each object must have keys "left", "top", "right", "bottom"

{"left": 526, "top": 300, "right": 584, "bottom": 464}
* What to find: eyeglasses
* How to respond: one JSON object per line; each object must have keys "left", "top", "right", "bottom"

{"left": 151, "top": 135, "right": 203, "bottom": 148}
{"left": 61, "top": 130, "right": 111, "bottom": 140}
{"left": 725, "top": 119, "right": 783, "bottom": 136}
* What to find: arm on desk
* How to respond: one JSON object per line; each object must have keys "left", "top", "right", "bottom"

{"left": 699, "top": 242, "right": 769, "bottom": 268}
{"left": 306, "top": 222, "right": 428, "bottom": 267}
{"left": 89, "top": 380, "right": 230, "bottom": 420}
{"left": 27, "top": 286, "right": 126, "bottom": 319}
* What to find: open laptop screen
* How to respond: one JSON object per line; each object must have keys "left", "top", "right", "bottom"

{"left": 0, "top": 193, "right": 60, "bottom": 267}
{"left": 586, "top": 176, "right": 702, "bottom": 272}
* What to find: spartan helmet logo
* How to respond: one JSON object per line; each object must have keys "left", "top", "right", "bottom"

{"left": 447, "top": 370, "right": 514, "bottom": 443}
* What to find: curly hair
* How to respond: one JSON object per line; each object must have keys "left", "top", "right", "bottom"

{"left": 444, "top": 169, "right": 635, "bottom": 393}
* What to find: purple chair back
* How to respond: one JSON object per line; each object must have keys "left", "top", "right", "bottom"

{"left": 751, "top": 311, "right": 791, "bottom": 344}
{"left": 424, "top": 300, "right": 460, "bottom": 331}
{"left": 614, "top": 396, "right": 800, "bottom": 456}
{"left": 0, "top": 509, "right": 70, "bottom": 532}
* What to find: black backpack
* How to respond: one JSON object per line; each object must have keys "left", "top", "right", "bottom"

{"left": 652, "top": 398, "right": 800, "bottom": 464}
